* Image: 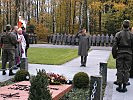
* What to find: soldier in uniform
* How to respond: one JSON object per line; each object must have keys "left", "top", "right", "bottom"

{"left": 105, "top": 34, "right": 109, "bottom": 46}
{"left": 71, "top": 35, "right": 75, "bottom": 45}
{"left": 56, "top": 33, "right": 60, "bottom": 45}
{"left": 112, "top": 20, "right": 133, "bottom": 92}
{"left": 60, "top": 34, "right": 64, "bottom": 45}
{"left": 109, "top": 34, "right": 114, "bottom": 46}
{"left": 92, "top": 34, "right": 96, "bottom": 46}
{"left": 76, "top": 28, "right": 90, "bottom": 67}
{"left": 101, "top": 34, "right": 105, "bottom": 46}
{"left": 89, "top": 34, "right": 92, "bottom": 46}
{"left": 67, "top": 34, "right": 71, "bottom": 45}
{"left": 52, "top": 34, "right": 56, "bottom": 45}
{"left": 0, "top": 24, "right": 21, "bottom": 76}
{"left": 96, "top": 34, "right": 100, "bottom": 46}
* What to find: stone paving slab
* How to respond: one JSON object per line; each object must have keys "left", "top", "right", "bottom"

{"left": 112, "top": 79, "right": 133, "bottom": 100}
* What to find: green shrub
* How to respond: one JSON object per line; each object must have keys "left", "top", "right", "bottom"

{"left": 14, "top": 70, "right": 30, "bottom": 82}
{"left": 28, "top": 69, "right": 52, "bottom": 100}
{"left": 73, "top": 72, "right": 89, "bottom": 88}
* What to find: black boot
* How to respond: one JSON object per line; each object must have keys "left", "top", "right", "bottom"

{"left": 114, "top": 81, "right": 118, "bottom": 85}
{"left": 2, "top": 71, "right": 6, "bottom": 75}
{"left": 116, "top": 84, "right": 123, "bottom": 92}
{"left": 126, "top": 82, "right": 130, "bottom": 86}
{"left": 122, "top": 83, "right": 127, "bottom": 93}
{"left": 9, "top": 70, "right": 15, "bottom": 76}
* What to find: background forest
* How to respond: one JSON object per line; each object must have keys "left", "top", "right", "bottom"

{"left": 0, "top": 0, "right": 133, "bottom": 40}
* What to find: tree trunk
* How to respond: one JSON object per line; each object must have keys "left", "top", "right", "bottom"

{"left": 72, "top": 1, "right": 76, "bottom": 34}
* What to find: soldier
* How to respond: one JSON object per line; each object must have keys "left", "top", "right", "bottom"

{"left": 63, "top": 33, "right": 67, "bottom": 45}
{"left": 96, "top": 34, "right": 100, "bottom": 46}
{"left": 56, "top": 33, "right": 60, "bottom": 45}
{"left": 52, "top": 34, "right": 56, "bottom": 45}
{"left": 101, "top": 34, "right": 105, "bottom": 46}
{"left": 89, "top": 34, "right": 92, "bottom": 46}
{"left": 0, "top": 24, "right": 21, "bottom": 76}
{"left": 75, "top": 28, "right": 90, "bottom": 67}
{"left": 105, "top": 34, "right": 109, "bottom": 46}
{"left": 75, "top": 36, "right": 79, "bottom": 45}
{"left": 47, "top": 35, "right": 50, "bottom": 43}
{"left": 109, "top": 34, "right": 114, "bottom": 46}
{"left": 92, "top": 34, "right": 96, "bottom": 46}
{"left": 50, "top": 34, "right": 53, "bottom": 43}
{"left": 112, "top": 20, "right": 133, "bottom": 92}
{"left": 67, "top": 34, "right": 71, "bottom": 45}
{"left": 71, "top": 35, "right": 75, "bottom": 45}
{"left": 60, "top": 34, "right": 64, "bottom": 45}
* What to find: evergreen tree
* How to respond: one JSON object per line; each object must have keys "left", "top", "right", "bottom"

{"left": 28, "top": 69, "right": 52, "bottom": 100}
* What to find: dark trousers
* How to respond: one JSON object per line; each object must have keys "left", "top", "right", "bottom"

{"left": 2, "top": 49, "right": 15, "bottom": 69}
{"left": 81, "top": 56, "right": 87, "bottom": 66}
{"left": 116, "top": 54, "right": 132, "bottom": 84}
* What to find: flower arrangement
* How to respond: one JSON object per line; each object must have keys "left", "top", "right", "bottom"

{"left": 47, "top": 73, "right": 67, "bottom": 85}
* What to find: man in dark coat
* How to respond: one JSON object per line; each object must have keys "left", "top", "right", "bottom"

{"left": 76, "top": 28, "right": 90, "bottom": 67}
{"left": 112, "top": 20, "right": 133, "bottom": 92}
{"left": 22, "top": 27, "right": 29, "bottom": 57}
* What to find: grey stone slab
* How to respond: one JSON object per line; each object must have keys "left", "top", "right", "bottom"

{"left": 112, "top": 79, "right": 133, "bottom": 100}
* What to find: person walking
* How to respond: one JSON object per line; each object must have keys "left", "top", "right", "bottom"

{"left": 0, "top": 24, "right": 21, "bottom": 76}
{"left": 76, "top": 28, "right": 90, "bottom": 67}
{"left": 112, "top": 20, "right": 133, "bottom": 92}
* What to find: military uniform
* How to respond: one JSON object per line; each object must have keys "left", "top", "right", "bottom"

{"left": 101, "top": 34, "right": 105, "bottom": 46}
{"left": 105, "top": 34, "right": 109, "bottom": 46}
{"left": 96, "top": 34, "right": 100, "bottom": 46}
{"left": 1, "top": 31, "right": 18, "bottom": 76}
{"left": 89, "top": 35, "right": 92, "bottom": 46}
{"left": 92, "top": 34, "right": 96, "bottom": 46}
{"left": 60, "top": 34, "right": 64, "bottom": 45}
{"left": 112, "top": 25, "right": 133, "bottom": 92}
{"left": 56, "top": 33, "right": 60, "bottom": 45}
{"left": 71, "top": 35, "right": 75, "bottom": 45}
{"left": 52, "top": 34, "right": 56, "bottom": 45}
{"left": 109, "top": 34, "right": 114, "bottom": 46}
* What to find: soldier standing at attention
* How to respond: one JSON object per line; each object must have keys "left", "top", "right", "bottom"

{"left": 89, "top": 34, "right": 92, "bottom": 46}
{"left": 101, "top": 34, "right": 105, "bottom": 46}
{"left": 112, "top": 20, "right": 133, "bottom": 92}
{"left": 96, "top": 34, "right": 100, "bottom": 46}
{"left": 92, "top": 34, "right": 96, "bottom": 46}
{"left": 76, "top": 28, "right": 90, "bottom": 67}
{"left": 0, "top": 24, "right": 21, "bottom": 76}
{"left": 109, "top": 34, "right": 114, "bottom": 46}
{"left": 105, "top": 34, "right": 109, "bottom": 46}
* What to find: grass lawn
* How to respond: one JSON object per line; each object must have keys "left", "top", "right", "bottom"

{"left": 28, "top": 48, "right": 78, "bottom": 65}
{"left": 107, "top": 54, "right": 116, "bottom": 69}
